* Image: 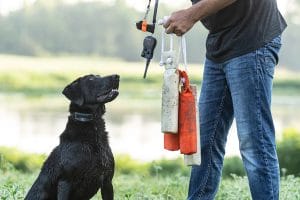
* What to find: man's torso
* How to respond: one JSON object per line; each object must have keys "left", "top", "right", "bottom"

{"left": 191, "top": 0, "right": 287, "bottom": 62}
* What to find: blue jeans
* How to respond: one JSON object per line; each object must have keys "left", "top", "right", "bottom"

{"left": 188, "top": 36, "right": 282, "bottom": 200}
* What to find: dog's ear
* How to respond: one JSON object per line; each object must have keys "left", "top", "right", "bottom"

{"left": 62, "top": 81, "right": 84, "bottom": 106}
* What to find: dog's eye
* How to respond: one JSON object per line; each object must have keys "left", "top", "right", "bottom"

{"left": 89, "top": 77, "right": 94, "bottom": 81}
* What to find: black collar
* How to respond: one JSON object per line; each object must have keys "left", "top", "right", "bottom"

{"left": 70, "top": 112, "right": 94, "bottom": 122}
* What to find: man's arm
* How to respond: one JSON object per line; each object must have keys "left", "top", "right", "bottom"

{"left": 164, "top": 0, "right": 237, "bottom": 36}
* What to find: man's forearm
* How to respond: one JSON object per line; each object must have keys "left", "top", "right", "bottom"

{"left": 188, "top": 0, "right": 237, "bottom": 23}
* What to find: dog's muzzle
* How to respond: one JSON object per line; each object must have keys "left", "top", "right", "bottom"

{"left": 96, "top": 75, "right": 120, "bottom": 103}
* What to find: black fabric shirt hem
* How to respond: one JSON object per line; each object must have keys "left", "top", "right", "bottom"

{"left": 205, "top": 29, "right": 286, "bottom": 63}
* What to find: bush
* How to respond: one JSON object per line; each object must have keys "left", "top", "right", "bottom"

{"left": 148, "top": 157, "right": 190, "bottom": 177}
{"left": 0, "top": 147, "right": 46, "bottom": 173}
{"left": 277, "top": 128, "right": 300, "bottom": 176}
{"left": 114, "top": 154, "right": 148, "bottom": 175}
{"left": 4, "top": 129, "right": 300, "bottom": 179}
{"left": 0, "top": 148, "right": 190, "bottom": 177}
{"left": 222, "top": 156, "right": 246, "bottom": 178}
{"left": 0, "top": 155, "right": 14, "bottom": 172}
{"left": 116, "top": 156, "right": 191, "bottom": 177}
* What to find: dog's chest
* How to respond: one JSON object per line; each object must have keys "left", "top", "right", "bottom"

{"left": 93, "top": 145, "right": 114, "bottom": 167}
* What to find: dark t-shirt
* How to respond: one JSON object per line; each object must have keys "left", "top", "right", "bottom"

{"left": 191, "top": 0, "right": 287, "bottom": 62}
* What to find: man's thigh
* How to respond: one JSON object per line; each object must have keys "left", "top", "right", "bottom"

{"left": 200, "top": 59, "right": 233, "bottom": 149}
{"left": 224, "top": 45, "right": 278, "bottom": 159}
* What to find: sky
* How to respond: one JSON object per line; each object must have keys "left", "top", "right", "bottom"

{"left": 0, "top": 0, "right": 289, "bottom": 16}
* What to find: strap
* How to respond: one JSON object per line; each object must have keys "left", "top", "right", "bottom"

{"left": 160, "top": 28, "right": 164, "bottom": 64}
{"left": 152, "top": 0, "right": 159, "bottom": 25}
{"left": 70, "top": 112, "right": 94, "bottom": 122}
{"left": 177, "top": 36, "right": 188, "bottom": 72}
{"left": 181, "top": 36, "right": 187, "bottom": 71}
{"left": 159, "top": 29, "right": 165, "bottom": 66}
{"left": 142, "top": 20, "right": 147, "bottom": 32}
{"left": 143, "top": 0, "right": 159, "bottom": 30}
{"left": 144, "top": 0, "right": 151, "bottom": 20}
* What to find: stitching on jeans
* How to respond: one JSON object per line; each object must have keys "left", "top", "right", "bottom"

{"left": 197, "top": 84, "right": 228, "bottom": 199}
{"left": 255, "top": 50, "right": 275, "bottom": 200}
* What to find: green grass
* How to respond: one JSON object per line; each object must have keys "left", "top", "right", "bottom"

{"left": 1, "top": 168, "right": 300, "bottom": 200}
{"left": 1, "top": 146, "right": 300, "bottom": 199}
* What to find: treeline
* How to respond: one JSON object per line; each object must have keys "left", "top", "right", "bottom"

{"left": 0, "top": 0, "right": 206, "bottom": 63}
{"left": 0, "top": 0, "right": 146, "bottom": 61}
{"left": 0, "top": 0, "right": 299, "bottom": 69}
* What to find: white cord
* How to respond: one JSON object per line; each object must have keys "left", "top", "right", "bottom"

{"left": 177, "top": 36, "right": 188, "bottom": 72}
{"left": 160, "top": 28, "right": 165, "bottom": 65}
{"left": 182, "top": 36, "right": 188, "bottom": 72}
{"left": 170, "top": 34, "right": 174, "bottom": 51}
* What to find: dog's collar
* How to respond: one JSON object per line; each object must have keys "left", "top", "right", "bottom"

{"left": 70, "top": 112, "right": 94, "bottom": 122}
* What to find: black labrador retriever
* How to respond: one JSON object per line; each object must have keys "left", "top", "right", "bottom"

{"left": 25, "top": 74, "right": 119, "bottom": 200}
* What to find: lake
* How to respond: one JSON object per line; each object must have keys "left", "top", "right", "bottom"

{"left": 0, "top": 94, "right": 299, "bottom": 161}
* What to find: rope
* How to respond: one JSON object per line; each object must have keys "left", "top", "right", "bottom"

{"left": 143, "top": 0, "right": 151, "bottom": 20}
{"left": 177, "top": 36, "right": 188, "bottom": 72}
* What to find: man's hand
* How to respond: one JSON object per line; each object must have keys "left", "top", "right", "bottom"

{"left": 163, "top": 9, "right": 197, "bottom": 37}
{"left": 163, "top": 0, "right": 236, "bottom": 36}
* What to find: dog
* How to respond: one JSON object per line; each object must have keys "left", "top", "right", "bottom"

{"left": 25, "top": 74, "right": 119, "bottom": 200}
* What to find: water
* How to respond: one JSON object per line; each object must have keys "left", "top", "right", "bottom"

{"left": 0, "top": 94, "right": 299, "bottom": 161}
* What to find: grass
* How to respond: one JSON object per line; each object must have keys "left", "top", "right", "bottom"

{"left": 1, "top": 148, "right": 300, "bottom": 199}
{"left": 1, "top": 168, "right": 300, "bottom": 200}
{"left": 0, "top": 168, "right": 189, "bottom": 200}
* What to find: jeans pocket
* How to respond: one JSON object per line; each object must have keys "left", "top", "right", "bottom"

{"left": 263, "top": 36, "right": 282, "bottom": 78}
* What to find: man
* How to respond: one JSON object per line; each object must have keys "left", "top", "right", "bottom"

{"left": 163, "top": 0, "right": 286, "bottom": 199}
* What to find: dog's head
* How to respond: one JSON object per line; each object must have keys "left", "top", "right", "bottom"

{"left": 62, "top": 74, "right": 120, "bottom": 106}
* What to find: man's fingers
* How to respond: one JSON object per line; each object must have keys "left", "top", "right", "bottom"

{"left": 175, "top": 30, "right": 183, "bottom": 37}
{"left": 163, "top": 14, "right": 187, "bottom": 35}
{"left": 163, "top": 18, "right": 171, "bottom": 29}
{"left": 166, "top": 24, "right": 175, "bottom": 34}
{"left": 166, "top": 25, "right": 185, "bottom": 36}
